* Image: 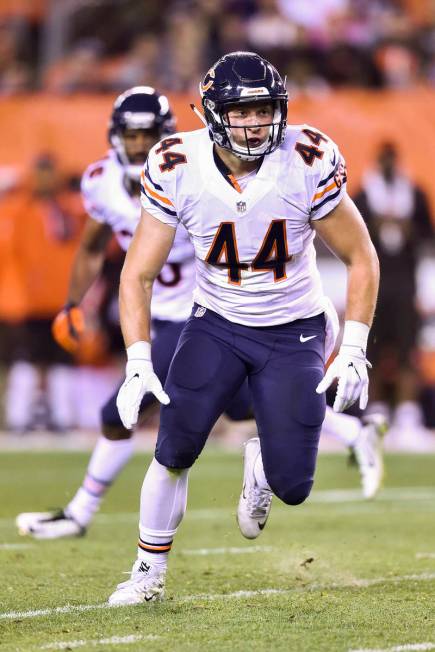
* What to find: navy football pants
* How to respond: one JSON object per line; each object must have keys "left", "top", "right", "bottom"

{"left": 101, "top": 318, "right": 252, "bottom": 430}
{"left": 156, "top": 306, "right": 327, "bottom": 505}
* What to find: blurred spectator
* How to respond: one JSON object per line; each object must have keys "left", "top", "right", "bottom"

{"left": 0, "top": 19, "right": 33, "bottom": 95}
{"left": 1, "top": 155, "right": 86, "bottom": 433}
{"left": 44, "top": 39, "right": 108, "bottom": 94}
{"left": 107, "top": 34, "right": 160, "bottom": 91}
{"left": 354, "top": 142, "right": 434, "bottom": 443}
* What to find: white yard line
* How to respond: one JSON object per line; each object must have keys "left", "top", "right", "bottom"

{"left": 181, "top": 545, "right": 273, "bottom": 556}
{"left": 1, "top": 486, "right": 435, "bottom": 530}
{"left": 2, "top": 572, "right": 435, "bottom": 621}
{"left": 40, "top": 634, "right": 160, "bottom": 650}
{"left": 416, "top": 553, "right": 435, "bottom": 559}
{"left": 0, "top": 543, "right": 33, "bottom": 550}
{"left": 350, "top": 643, "right": 435, "bottom": 652}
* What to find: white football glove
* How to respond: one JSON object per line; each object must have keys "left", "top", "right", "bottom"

{"left": 316, "top": 321, "right": 372, "bottom": 412}
{"left": 116, "top": 341, "right": 170, "bottom": 430}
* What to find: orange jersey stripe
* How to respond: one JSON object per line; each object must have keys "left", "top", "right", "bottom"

{"left": 228, "top": 174, "right": 242, "bottom": 194}
{"left": 312, "top": 180, "right": 337, "bottom": 202}
{"left": 143, "top": 181, "right": 174, "bottom": 207}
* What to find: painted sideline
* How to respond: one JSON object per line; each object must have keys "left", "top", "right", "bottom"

{"left": 350, "top": 643, "right": 435, "bottom": 652}
{"left": 40, "top": 634, "right": 160, "bottom": 650}
{"left": 2, "top": 572, "right": 435, "bottom": 621}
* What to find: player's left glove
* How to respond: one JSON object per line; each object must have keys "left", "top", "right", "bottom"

{"left": 316, "top": 320, "right": 372, "bottom": 412}
{"left": 116, "top": 341, "right": 170, "bottom": 430}
{"left": 52, "top": 302, "right": 85, "bottom": 353}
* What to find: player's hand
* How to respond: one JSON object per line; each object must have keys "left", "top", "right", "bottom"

{"left": 52, "top": 303, "right": 85, "bottom": 353}
{"left": 116, "top": 341, "right": 170, "bottom": 430}
{"left": 316, "top": 344, "right": 372, "bottom": 412}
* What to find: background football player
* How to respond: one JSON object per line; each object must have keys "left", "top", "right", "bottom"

{"left": 16, "top": 86, "right": 254, "bottom": 539}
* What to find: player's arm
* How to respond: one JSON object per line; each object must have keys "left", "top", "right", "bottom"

{"left": 119, "top": 207, "right": 176, "bottom": 345}
{"left": 313, "top": 194, "right": 380, "bottom": 412}
{"left": 313, "top": 193, "right": 379, "bottom": 326}
{"left": 52, "top": 217, "right": 113, "bottom": 353}
{"left": 67, "top": 216, "right": 113, "bottom": 305}
{"left": 116, "top": 208, "right": 176, "bottom": 429}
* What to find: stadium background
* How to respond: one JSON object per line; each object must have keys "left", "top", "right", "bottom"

{"left": 0, "top": 0, "right": 434, "bottom": 442}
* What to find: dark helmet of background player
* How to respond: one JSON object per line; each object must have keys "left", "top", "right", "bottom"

{"left": 108, "top": 86, "right": 176, "bottom": 181}
{"left": 200, "top": 51, "right": 288, "bottom": 161}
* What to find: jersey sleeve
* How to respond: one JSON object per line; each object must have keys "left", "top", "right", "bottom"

{"left": 310, "top": 137, "right": 348, "bottom": 221}
{"left": 80, "top": 161, "right": 109, "bottom": 223}
{"left": 140, "top": 145, "right": 179, "bottom": 228}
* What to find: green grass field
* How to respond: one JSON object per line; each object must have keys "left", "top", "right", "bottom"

{"left": 1, "top": 449, "right": 435, "bottom": 652}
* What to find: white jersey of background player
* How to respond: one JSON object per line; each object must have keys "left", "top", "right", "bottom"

{"left": 16, "top": 88, "right": 195, "bottom": 540}
{"left": 82, "top": 149, "right": 195, "bottom": 321}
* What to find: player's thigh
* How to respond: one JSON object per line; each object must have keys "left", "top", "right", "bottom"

{"left": 151, "top": 319, "right": 185, "bottom": 382}
{"left": 249, "top": 351, "right": 325, "bottom": 504}
{"left": 224, "top": 380, "right": 253, "bottom": 421}
{"left": 100, "top": 382, "right": 132, "bottom": 439}
{"left": 156, "top": 320, "right": 247, "bottom": 469}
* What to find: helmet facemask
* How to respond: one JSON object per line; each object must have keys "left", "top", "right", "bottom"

{"left": 108, "top": 87, "right": 175, "bottom": 181}
{"left": 203, "top": 95, "right": 287, "bottom": 162}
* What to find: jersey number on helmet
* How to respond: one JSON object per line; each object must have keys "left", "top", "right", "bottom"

{"left": 205, "top": 220, "right": 290, "bottom": 285}
{"left": 156, "top": 137, "right": 187, "bottom": 173}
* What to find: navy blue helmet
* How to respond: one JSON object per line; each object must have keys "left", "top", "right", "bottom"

{"left": 200, "top": 51, "right": 288, "bottom": 160}
{"left": 108, "top": 86, "right": 175, "bottom": 180}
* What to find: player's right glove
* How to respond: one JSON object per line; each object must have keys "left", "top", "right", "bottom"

{"left": 52, "top": 302, "right": 85, "bottom": 354}
{"left": 316, "top": 320, "right": 372, "bottom": 412}
{"left": 116, "top": 341, "right": 170, "bottom": 430}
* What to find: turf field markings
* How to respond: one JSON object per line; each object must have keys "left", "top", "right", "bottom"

{"left": 349, "top": 643, "right": 435, "bottom": 651}
{"left": 3, "top": 572, "right": 435, "bottom": 621}
{"left": 416, "top": 553, "right": 435, "bottom": 559}
{"left": 1, "top": 486, "right": 435, "bottom": 531}
{"left": 181, "top": 545, "right": 273, "bottom": 556}
{"left": 39, "top": 634, "right": 160, "bottom": 650}
{"left": 0, "top": 543, "right": 33, "bottom": 550}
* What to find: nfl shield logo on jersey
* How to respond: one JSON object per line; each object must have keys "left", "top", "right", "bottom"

{"left": 194, "top": 306, "right": 207, "bottom": 318}
{"left": 236, "top": 201, "right": 246, "bottom": 213}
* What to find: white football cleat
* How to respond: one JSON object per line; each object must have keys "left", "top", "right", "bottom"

{"left": 108, "top": 560, "right": 166, "bottom": 606}
{"left": 351, "top": 413, "right": 388, "bottom": 500}
{"left": 16, "top": 510, "right": 85, "bottom": 539}
{"left": 237, "top": 437, "right": 273, "bottom": 539}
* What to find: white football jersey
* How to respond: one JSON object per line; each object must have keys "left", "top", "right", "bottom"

{"left": 81, "top": 149, "right": 195, "bottom": 321}
{"left": 140, "top": 125, "right": 347, "bottom": 327}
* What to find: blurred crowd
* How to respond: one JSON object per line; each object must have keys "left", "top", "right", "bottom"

{"left": 1, "top": 0, "right": 435, "bottom": 96}
{"left": 0, "top": 0, "right": 435, "bottom": 444}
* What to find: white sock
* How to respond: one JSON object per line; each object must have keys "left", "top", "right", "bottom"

{"left": 5, "top": 361, "right": 39, "bottom": 430}
{"left": 322, "top": 405, "right": 361, "bottom": 447}
{"left": 393, "top": 401, "right": 423, "bottom": 428}
{"left": 46, "top": 365, "right": 75, "bottom": 429}
{"left": 66, "top": 436, "right": 134, "bottom": 527}
{"left": 253, "top": 451, "right": 271, "bottom": 490}
{"left": 138, "top": 458, "right": 189, "bottom": 569}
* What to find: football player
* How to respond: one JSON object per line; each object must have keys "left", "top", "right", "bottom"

{"left": 16, "top": 86, "right": 253, "bottom": 539}
{"left": 108, "top": 51, "right": 380, "bottom": 605}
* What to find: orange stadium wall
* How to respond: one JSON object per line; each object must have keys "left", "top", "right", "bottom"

{"left": 1, "top": 88, "right": 435, "bottom": 220}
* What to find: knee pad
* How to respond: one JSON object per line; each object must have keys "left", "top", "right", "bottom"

{"left": 270, "top": 478, "right": 313, "bottom": 506}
